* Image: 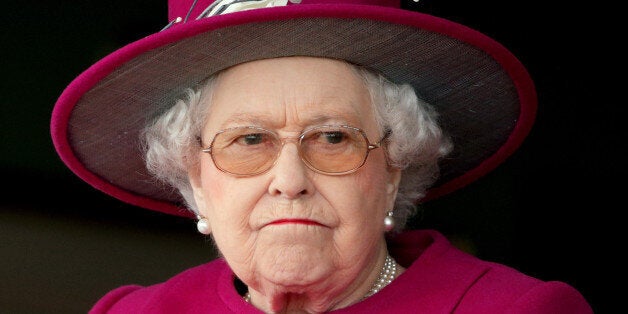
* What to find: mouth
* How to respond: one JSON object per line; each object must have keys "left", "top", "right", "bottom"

{"left": 266, "top": 219, "right": 326, "bottom": 227}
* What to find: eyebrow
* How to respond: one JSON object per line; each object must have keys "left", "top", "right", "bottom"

{"left": 221, "top": 111, "right": 360, "bottom": 128}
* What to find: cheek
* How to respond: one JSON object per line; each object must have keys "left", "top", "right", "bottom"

{"left": 198, "top": 167, "right": 263, "bottom": 237}
{"left": 198, "top": 168, "right": 227, "bottom": 214}
{"left": 331, "top": 158, "right": 391, "bottom": 227}
{"left": 198, "top": 170, "right": 271, "bottom": 268}
{"left": 201, "top": 172, "right": 228, "bottom": 206}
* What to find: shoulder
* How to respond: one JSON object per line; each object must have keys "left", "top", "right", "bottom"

{"left": 391, "top": 230, "right": 593, "bottom": 313}
{"left": 458, "top": 259, "right": 593, "bottom": 314}
{"left": 88, "top": 259, "right": 229, "bottom": 314}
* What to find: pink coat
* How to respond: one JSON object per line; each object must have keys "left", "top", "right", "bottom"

{"left": 90, "top": 230, "right": 593, "bottom": 313}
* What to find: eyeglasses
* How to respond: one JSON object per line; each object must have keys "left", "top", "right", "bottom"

{"left": 199, "top": 125, "right": 388, "bottom": 176}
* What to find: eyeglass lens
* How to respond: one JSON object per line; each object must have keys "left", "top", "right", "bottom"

{"left": 209, "top": 126, "right": 370, "bottom": 175}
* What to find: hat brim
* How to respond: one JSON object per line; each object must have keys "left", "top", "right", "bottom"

{"left": 51, "top": 4, "right": 536, "bottom": 218}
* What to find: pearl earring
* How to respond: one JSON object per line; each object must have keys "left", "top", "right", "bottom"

{"left": 196, "top": 215, "right": 211, "bottom": 235}
{"left": 384, "top": 211, "right": 395, "bottom": 232}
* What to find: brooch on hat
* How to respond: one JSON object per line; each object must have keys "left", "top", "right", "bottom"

{"left": 163, "top": 0, "right": 290, "bottom": 30}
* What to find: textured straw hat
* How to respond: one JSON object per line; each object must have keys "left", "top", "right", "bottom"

{"left": 51, "top": 0, "right": 536, "bottom": 218}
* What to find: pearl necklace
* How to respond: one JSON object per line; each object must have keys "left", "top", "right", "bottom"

{"left": 362, "top": 254, "right": 398, "bottom": 299}
{"left": 243, "top": 255, "right": 399, "bottom": 303}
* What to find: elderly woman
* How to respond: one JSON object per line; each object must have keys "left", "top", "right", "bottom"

{"left": 145, "top": 56, "right": 444, "bottom": 312}
{"left": 51, "top": 0, "right": 593, "bottom": 313}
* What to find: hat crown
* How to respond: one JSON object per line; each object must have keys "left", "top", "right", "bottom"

{"left": 168, "top": 0, "right": 401, "bottom": 22}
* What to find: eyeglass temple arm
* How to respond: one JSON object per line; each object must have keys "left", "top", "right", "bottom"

{"left": 368, "top": 128, "right": 392, "bottom": 150}
{"left": 197, "top": 136, "right": 212, "bottom": 153}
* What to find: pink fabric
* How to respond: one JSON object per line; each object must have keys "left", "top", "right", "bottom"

{"left": 89, "top": 230, "right": 592, "bottom": 313}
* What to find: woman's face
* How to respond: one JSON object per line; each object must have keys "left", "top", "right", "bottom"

{"left": 190, "top": 57, "right": 401, "bottom": 304}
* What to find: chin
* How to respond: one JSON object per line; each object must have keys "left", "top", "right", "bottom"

{"left": 256, "top": 246, "right": 336, "bottom": 288}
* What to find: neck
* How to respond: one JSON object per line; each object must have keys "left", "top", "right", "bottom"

{"left": 244, "top": 253, "right": 402, "bottom": 312}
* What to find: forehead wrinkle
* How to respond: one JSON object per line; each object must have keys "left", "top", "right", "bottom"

{"left": 284, "top": 93, "right": 367, "bottom": 125}
{"left": 220, "top": 112, "right": 279, "bottom": 128}
{"left": 293, "top": 107, "right": 364, "bottom": 127}
{"left": 210, "top": 76, "right": 372, "bottom": 132}
{"left": 218, "top": 102, "right": 366, "bottom": 131}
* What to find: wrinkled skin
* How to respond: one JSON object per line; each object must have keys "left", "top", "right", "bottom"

{"left": 189, "top": 57, "right": 403, "bottom": 313}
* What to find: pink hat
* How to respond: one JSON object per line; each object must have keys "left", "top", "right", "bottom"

{"left": 50, "top": 0, "right": 536, "bottom": 218}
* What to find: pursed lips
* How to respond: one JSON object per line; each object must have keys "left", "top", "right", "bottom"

{"left": 264, "top": 218, "right": 327, "bottom": 227}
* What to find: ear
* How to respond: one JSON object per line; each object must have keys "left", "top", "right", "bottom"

{"left": 385, "top": 168, "right": 402, "bottom": 211}
{"left": 188, "top": 164, "right": 209, "bottom": 218}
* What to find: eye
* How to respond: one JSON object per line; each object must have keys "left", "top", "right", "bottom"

{"left": 237, "top": 133, "right": 266, "bottom": 145}
{"left": 320, "top": 131, "right": 346, "bottom": 144}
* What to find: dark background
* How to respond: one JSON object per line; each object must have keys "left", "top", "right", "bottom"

{"left": 1, "top": 0, "right": 618, "bottom": 313}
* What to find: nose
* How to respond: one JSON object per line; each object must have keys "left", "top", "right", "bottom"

{"left": 267, "top": 142, "right": 313, "bottom": 198}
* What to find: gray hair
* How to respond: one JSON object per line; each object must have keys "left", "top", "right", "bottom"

{"left": 143, "top": 61, "right": 452, "bottom": 231}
